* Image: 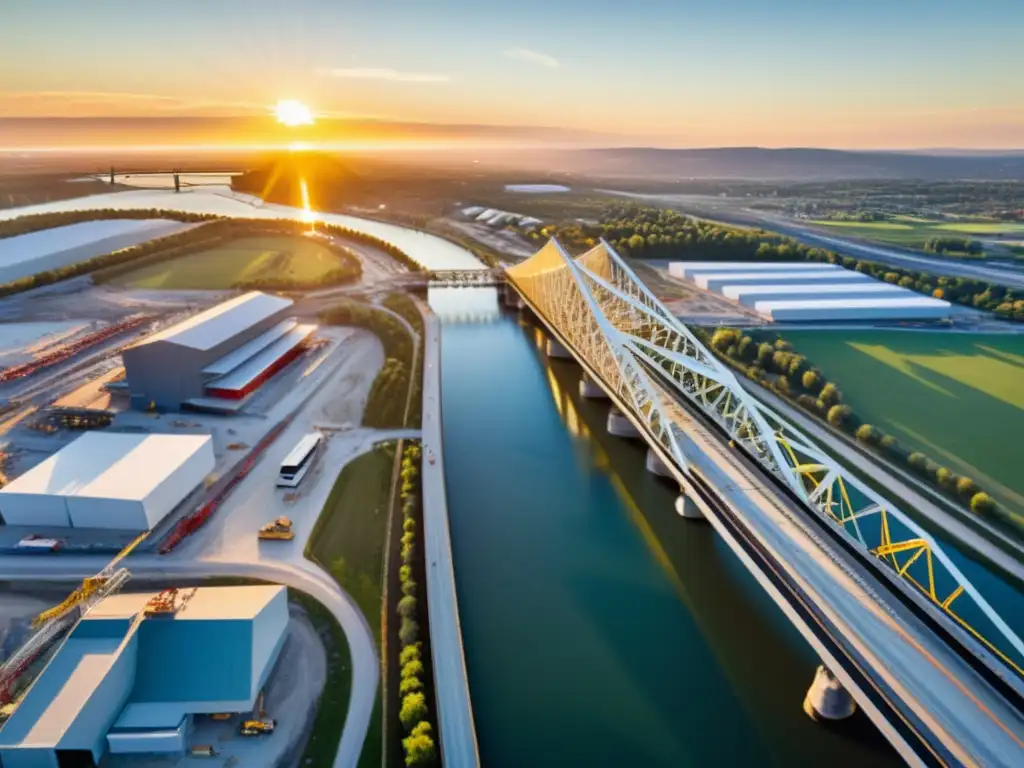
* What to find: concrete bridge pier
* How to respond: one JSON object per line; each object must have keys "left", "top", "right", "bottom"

{"left": 803, "top": 665, "right": 857, "bottom": 721}
{"left": 645, "top": 448, "right": 673, "bottom": 478}
{"left": 546, "top": 338, "right": 573, "bottom": 359}
{"left": 503, "top": 285, "right": 525, "bottom": 309}
{"left": 675, "top": 492, "right": 704, "bottom": 520}
{"left": 607, "top": 406, "right": 640, "bottom": 438}
{"left": 579, "top": 372, "right": 608, "bottom": 399}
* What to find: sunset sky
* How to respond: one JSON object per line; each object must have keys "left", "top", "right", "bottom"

{"left": 2, "top": 0, "right": 1022, "bottom": 148}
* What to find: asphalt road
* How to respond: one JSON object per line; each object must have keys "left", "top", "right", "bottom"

{"left": 419, "top": 311, "right": 480, "bottom": 767}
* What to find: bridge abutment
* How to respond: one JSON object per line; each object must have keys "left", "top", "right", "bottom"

{"left": 645, "top": 449, "right": 673, "bottom": 478}
{"left": 607, "top": 407, "right": 640, "bottom": 438}
{"left": 803, "top": 665, "right": 856, "bottom": 721}
{"left": 579, "top": 373, "right": 608, "bottom": 399}
{"left": 546, "top": 338, "right": 573, "bottom": 359}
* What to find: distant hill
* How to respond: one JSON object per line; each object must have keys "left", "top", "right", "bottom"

{"left": 564, "top": 147, "right": 1024, "bottom": 181}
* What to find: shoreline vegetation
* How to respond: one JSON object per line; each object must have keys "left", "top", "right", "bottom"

{"left": 529, "top": 203, "right": 1024, "bottom": 321}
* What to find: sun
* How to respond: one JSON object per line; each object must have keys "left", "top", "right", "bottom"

{"left": 274, "top": 100, "right": 314, "bottom": 127}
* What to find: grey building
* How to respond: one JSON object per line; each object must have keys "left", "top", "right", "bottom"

{"left": 122, "top": 291, "right": 294, "bottom": 409}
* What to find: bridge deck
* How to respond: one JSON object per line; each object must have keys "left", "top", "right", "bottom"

{"left": 653, "top": 383, "right": 1024, "bottom": 767}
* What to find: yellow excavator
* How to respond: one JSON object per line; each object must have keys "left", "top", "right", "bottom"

{"left": 31, "top": 531, "right": 148, "bottom": 628}
{"left": 258, "top": 517, "right": 294, "bottom": 541}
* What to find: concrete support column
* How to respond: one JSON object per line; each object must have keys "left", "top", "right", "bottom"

{"left": 503, "top": 285, "right": 526, "bottom": 309}
{"left": 546, "top": 338, "right": 573, "bottom": 359}
{"left": 675, "top": 492, "right": 704, "bottom": 520}
{"left": 803, "top": 665, "right": 856, "bottom": 721}
{"left": 607, "top": 407, "right": 640, "bottom": 438}
{"left": 579, "top": 372, "right": 608, "bottom": 399}
{"left": 645, "top": 448, "right": 673, "bottom": 478}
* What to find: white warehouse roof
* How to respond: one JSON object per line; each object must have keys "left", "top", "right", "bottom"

{"left": 669, "top": 261, "right": 840, "bottom": 279}
{"left": 0, "top": 433, "right": 214, "bottom": 530}
{"left": 137, "top": 292, "right": 292, "bottom": 352}
{"left": 696, "top": 271, "right": 870, "bottom": 292}
{"left": 757, "top": 296, "right": 952, "bottom": 322}
{"left": 724, "top": 282, "right": 908, "bottom": 307}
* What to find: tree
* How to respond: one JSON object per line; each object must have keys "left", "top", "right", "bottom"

{"left": 402, "top": 660, "right": 425, "bottom": 680}
{"left": 936, "top": 467, "right": 955, "bottom": 490}
{"left": 399, "top": 618, "right": 420, "bottom": 646}
{"left": 399, "top": 692, "right": 429, "bottom": 732}
{"left": 399, "top": 644, "right": 421, "bottom": 666}
{"left": 855, "top": 424, "right": 878, "bottom": 443}
{"left": 826, "top": 404, "right": 850, "bottom": 427}
{"left": 955, "top": 476, "right": 978, "bottom": 501}
{"left": 403, "top": 722, "right": 437, "bottom": 767}
{"left": 401, "top": 578, "right": 417, "bottom": 598}
{"left": 819, "top": 382, "right": 841, "bottom": 407}
{"left": 397, "top": 595, "right": 417, "bottom": 619}
{"left": 400, "top": 676, "right": 424, "bottom": 696}
{"left": 970, "top": 492, "right": 996, "bottom": 516}
{"left": 801, "top": 370, "right": 822, "bottom": 392}
{"left": 756, "top": 343, "right": 774, "bottom": 367}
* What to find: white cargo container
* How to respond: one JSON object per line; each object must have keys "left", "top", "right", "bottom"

{"left": 0, "top": 433, "right": 214, "bottom": 531}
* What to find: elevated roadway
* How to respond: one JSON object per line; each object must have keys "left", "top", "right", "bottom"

{"left": 505, "top": 238, "right": 1024, "bottom": 767}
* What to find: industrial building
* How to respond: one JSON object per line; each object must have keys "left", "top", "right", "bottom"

{"left": 669, "top": 260, "right": 952, "bottom": 323}
{"left": 0, "top": 585, "right": 288, "bottom": 767}
{"left": 0, "top": 433, "right": 214, "bottom": 531}
{"left": 122, "top": 291, "right": 316, "bottom": 410}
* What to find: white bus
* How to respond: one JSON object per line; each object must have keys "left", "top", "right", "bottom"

{"left": 277, "top": 433, "right": 323, "bottom": 488}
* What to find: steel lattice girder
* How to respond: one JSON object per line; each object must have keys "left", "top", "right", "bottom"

{"left": 506, "top": 238, "right": 1024, "bottom": 674}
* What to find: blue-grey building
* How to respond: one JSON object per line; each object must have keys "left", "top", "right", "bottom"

{"left": 0, "top": 585, "right": 288, "bottom": 767}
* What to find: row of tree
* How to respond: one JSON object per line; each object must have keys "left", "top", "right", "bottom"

{"left": 705, "top": 328, "right": 1003, "bottom": 521}
{"left": 925, "top": 236, "right": 983, "bottom": 255}
{"left": 526, "top": 203, "right": 1023, "bottom": 321}
{"left": 383, "top": 293, "right": 425, "bottom": 426}
{"left": 395, "top": 442, "right": 438, "bottom": 767}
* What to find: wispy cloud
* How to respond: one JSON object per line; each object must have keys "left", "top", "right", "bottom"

{"left": 316, "top": 67, "right": 450, "bottom": 83}
{"left": 0, "top": 90, "right": 268, "bottom": 117}
{"left": 503, "top": 47, "right": 559, "bottom": 68}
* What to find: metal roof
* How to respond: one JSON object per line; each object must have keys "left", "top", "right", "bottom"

{"left": 281, "top": 433, "right": 323, "bottom": 469}
{"left": 670, "top": 261, "right": 840, "bottom": 278}
{"left": 204, "top": 324, "right": 315, "bottom": 392}
{"left": 0, "top": 433, "right": 212, "bottom": 502}
{"left": 754, "top": 296, "right": 951, "bottom": 311}
{"left": 90, "top": 585, "right": 283, "bottom": 622}
{"left": 136, "top": 291, "right": 292, "bottom": 352}
{"left": 696, "top": 271, "right": 871, "bottom": 290}
{"left": 722, "top": 282, "right": 908, "bottom": 300}
{"left": 0, "top": 220, "right": 187, "bottom": 269}
{"left": 201, "top": 319, "right": 297, "bottom": 376}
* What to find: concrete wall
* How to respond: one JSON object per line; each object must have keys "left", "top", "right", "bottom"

{"left": 60, "top": 632, "right": 139, "bottom": 760}
{"left": 249, "top": 589, "right": 289, "bottom": 697}
{"left": 0, "top": 493, "right": 71, "bottom": 527}
{"left": 107, "top": 720, "right": 187, "bottom": 755}
{"left": 137, "top": 439, "right": 215, "bottom": 529}
{"left": 0, "top": 748, "right": 59, "bottom": 768}
{"left": 123, "top": 308, "right": 289, "bottom": 409}
{"left": 66, "top": 497, "right": 146, "bottom": 531}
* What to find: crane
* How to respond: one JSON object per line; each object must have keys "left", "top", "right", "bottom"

{"left": 31, "top": 531, "right": 148, "bottom": 628}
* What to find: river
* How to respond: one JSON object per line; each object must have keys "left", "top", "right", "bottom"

{"left": 432, "top": 286, "right": 901, "bottom": 767}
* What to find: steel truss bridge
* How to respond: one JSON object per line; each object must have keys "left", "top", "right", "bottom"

{"left": 506, "top": 238, "right": 1024, "bottom": 767}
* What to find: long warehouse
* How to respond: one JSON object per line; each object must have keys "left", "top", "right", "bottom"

{"left": 0, "top": 432, "right": 214, "bottom": 531}
{"left": 723, "top": 282, "right": 906, "bottom": 307}
{"left": 669, "top": 261, "right": 841, "bottom": 279}
{"left": 757, "top": 296, "right": 953, "bottom": 322}
{"left": 122, "top": 291, "right": 316, "bottom": 410}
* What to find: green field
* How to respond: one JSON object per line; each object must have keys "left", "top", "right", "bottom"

{"left": 780, "top": 330, "right": 1024, "bottom": 518}
{"left": 105, "top": 235, "right": 349, "bottom": 289}
{"left": 809, "top": 218, "right": 1024, "bottom": 252}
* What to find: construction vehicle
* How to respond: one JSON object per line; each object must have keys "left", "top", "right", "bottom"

{"left": 210, "top": 713, "right": 232, "bottom": 721}
{"left": 189, "top": 745, "right": 217, "bottom": 757}
{"left": 16, "top": 536, "right": 63, "bottom": 553}
{"left": 258, "top": 517, "right": 294, "bottom": 541}
{"left": 143, "top": 588, "right": 196, "bottom": 617}
{"left": 240, "top": 718, "right": 275, "bottom": 736}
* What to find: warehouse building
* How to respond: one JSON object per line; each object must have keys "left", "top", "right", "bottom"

{"left": 669, "top": 261, "right": 841, "bottom": 279}
{"left": 757, "top": 296, "right": 953, "bottom": 322}
{"left": 723, "top": 282, "right": 906, "bottom": 307}
{"left": 0, "top": 585, "right": 288, "bottom": 767}
{"left": 0, "top": 433, "right": 214, "bottom": 531}
{"left": 694, "top": 270, "right": 871, "bottom": 293}
{"left": 122, "top": 291, "right": 316, "bottom": 410}
{"left": 667, "top": 259, "right": 952, "bottom": 323}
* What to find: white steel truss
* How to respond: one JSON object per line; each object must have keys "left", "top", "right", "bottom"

{"left": 507, "top": 238, "right": 1024, "bottom": 678}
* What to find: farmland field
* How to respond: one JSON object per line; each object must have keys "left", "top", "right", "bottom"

{"left": 779, "top": 330, "right": 1024, "bottom": 519}
{"left": 808, "top": 218, "right": 1024, "bottom": 252}
{"left": 103, "top": 235, "right": 350, "bottom": 289}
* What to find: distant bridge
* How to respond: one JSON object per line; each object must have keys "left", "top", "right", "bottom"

{"left": 505, "top": 238, "right": 1024, "bottom": 767}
